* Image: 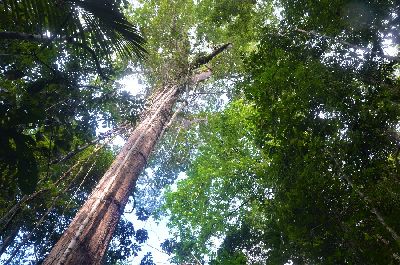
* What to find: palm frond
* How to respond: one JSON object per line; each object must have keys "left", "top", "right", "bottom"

{"left": 74, "top": 0, "right": 147, "bottom": 57}
{"left": 0, "top": 0, "right": 146, "bottom": 59}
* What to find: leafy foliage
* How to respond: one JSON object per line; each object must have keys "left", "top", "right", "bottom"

{"left": 0, "top": 0, "right": 146, "bottom": 58}
{"left": 2, "top": 0, "right": 400, "bottom": 264}
{"left": 161, "top": 1, "right": 400, "bottom": 264}
{"left": 106, "top": 217, "right": 142, "bottom": 264}
{"left": 140, "top": 252, "right": 156, "bottom": 265}
{"left": 135, "top": 228, "right": 149, "bottom": 244}
{"left": 0, "top": 0, "right": 147, "bottom": 263}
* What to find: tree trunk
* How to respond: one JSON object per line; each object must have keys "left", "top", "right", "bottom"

{"left": 0, "top": 226, "right": 19, "bottom": 256}
{"left": 42, "top": 84, "right": 179, "bottom": 265}
{"left": 342, "top": 175, "right": 400, "bottom": 246}
{"left": 42, "top": 44, "right": 230, "bottom": 265}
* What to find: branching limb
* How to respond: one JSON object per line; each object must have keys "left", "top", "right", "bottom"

{"left": 295, "top": 28, "right": 399, "bottom": 62}
{"left": 190, "top": 43, "right": 232, "bottom": 70}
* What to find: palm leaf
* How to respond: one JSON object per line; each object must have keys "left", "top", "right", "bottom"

{"left": 0, "top": 0, "right": 146, "bottom": 58}
{"left": 71, "top": 0, "right": 146, "bottom": 58}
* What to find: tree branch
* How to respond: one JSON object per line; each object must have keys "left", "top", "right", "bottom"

{"left": 190, "top": 43, "right": 232, "bottom": 70}
{"left": 341, "top": 174, "right": 400, "bottom": 246}
{"left": 191, "top": 69, "right": 212, "bottom": 83}
{"left": 0, "top": 31, "right": 49, "bottom": 41}
{"left": 295, "top": 28, "right": 399, "bottom": 62}
{"left": 0, "top": 31, "right": 109, "bottom": 80}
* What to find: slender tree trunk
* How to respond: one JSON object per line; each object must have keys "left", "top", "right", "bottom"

{"left": 0, "top": 226, "right": 19, "bottom": 256}
{"left": 0, "top": 31, "right": 49, "bottom": 42}
{"left": 342, "top": 175, "right": 400, "bottom": 246}
{"left": 43, "top": 44, "right": 230, "bottom": 265}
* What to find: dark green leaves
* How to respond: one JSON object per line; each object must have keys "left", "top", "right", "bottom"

{"left": 134, "top": 228, "right": 149, "bottom": 244}
{"left": 0, "top": 0, "right": 146, "bottom": 59}
{"left": 14, "top": 134, "right": 38, "bottom": 194}
{"left": 161, "top": 1, "right": 400, "bottom": 264}
{"left": 0, "top": 1, "right": 146, "bottom": 263}
{"left": 74, "top": 0, "right": 147, "bottom": 58}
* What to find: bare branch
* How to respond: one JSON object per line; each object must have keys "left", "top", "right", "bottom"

{"left": 190, "top": 43, "right": 232, "bottom": 70}
{"left": 0, "top": 31, "right": 49, "bottom": 42}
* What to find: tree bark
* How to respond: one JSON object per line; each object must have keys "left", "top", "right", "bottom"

{"left": 42, "top": 85, "right": 179, "bottom": 265}
{"left": 42, "top": 44, "right": 230, "bottom": 265}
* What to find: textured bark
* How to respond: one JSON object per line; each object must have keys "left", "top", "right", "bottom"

{"left": 42, "top": 44, "right": 230, "bottom": 265}
{"left": 43, "top": 85, "right": 180, "bottom": 265}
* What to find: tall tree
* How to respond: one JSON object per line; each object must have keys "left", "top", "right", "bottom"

{"left": 42, "top": 38, "right": 230, "bottom": 265}
{"left": 161, "top": 1, "right": 400, "bottom": 264}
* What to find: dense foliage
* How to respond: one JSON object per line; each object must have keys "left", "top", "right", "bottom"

{"left": 0, "top": 0, "right": 147, "bottom": 263}
{"left": 1, "top": 0, "right": 400, "bottom": 264}
{"left": 161, "top": 1, "right": 400, "bottom": 264}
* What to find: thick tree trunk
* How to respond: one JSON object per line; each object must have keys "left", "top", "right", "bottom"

{"left": 43, "top": 44, "right": 230, "bottom": 265}
{"left": 43, "top": 85, "right": 180, "bottom": 265}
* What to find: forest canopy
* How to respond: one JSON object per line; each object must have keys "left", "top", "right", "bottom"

{"left": 0, "top": 0, "right": 400, "bottom": 264}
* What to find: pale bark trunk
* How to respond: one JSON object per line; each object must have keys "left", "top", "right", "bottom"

{"left": 42, "top": 44, "right": 230, "bottom": 265}
{"left": 43, "top": 85, "right": 180, "bottom": 265}
{"left": 342, "top": 175, "right": 400, "bottom": 246}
